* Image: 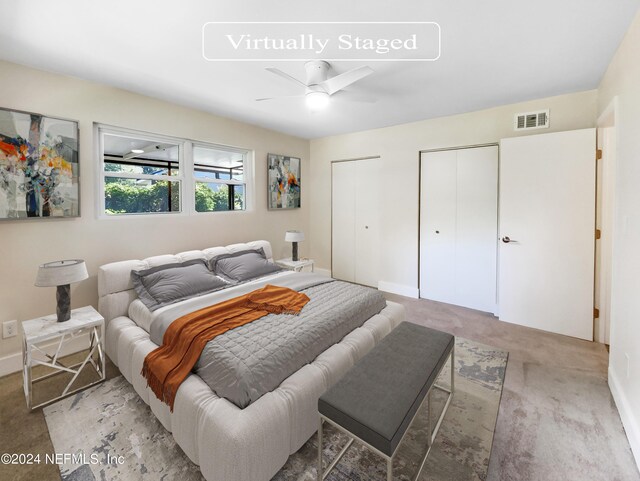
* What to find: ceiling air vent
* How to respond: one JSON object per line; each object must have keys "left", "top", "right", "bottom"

{"left": 514, "top": 109, "right": 549, "bottom": 131}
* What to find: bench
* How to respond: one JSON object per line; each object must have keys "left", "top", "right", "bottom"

{"left": 317, "top": 321, "right": 455, "bottom": 481}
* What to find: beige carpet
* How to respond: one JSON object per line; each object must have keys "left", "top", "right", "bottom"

{"left": 1, "top": 293, "right": 638, "bottom": 481}
{"left": 384, "top": 294, "right": 640, "bottom": 481}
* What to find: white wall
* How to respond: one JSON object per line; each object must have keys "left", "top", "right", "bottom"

{"left": 598, "top": 10, "right": 640, "bottom": 467}
{"left": 309, "top": 90, "right": 598, "bottom": 296}
{"left": 0, "top": 60, "right": 309, "bottom": 372}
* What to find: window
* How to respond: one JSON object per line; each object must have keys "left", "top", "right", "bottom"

{"left": 101, "top": 131, "right": 182, "bottom": 215}
{"left": 98, "top": 126, "right": 250, "bottom": 217}
{"left": 193, "top": 145, "right": 246, "bottom": 212}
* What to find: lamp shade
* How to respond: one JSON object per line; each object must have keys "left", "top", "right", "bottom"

{"left": 35, "top": 260, "right": 88, "bottom": 287}
{"left": 285, "top": 230, "right": 305, "bottom": 243}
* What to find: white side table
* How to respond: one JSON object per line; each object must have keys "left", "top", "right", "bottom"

{"left": 276, "top": 258, "right": 315, "bottom": 272}
{"left": 21, "top": 305, "right": 105, "bottom": 410}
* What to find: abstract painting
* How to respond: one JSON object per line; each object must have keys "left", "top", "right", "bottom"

{"left": 0, "top": 108, "right": 79, "bottom": 219}
{"left": 268, "top": 153, "right": 300, "bottom": 209}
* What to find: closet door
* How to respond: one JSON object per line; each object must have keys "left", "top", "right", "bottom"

{"left": 455, "top": 146, "right": 498, "bottom": 312}
{"left": 331, "top": 161, "right": 356, "bottom": 282}
{"left": 419, "top": 146, "right": 498, "bottom": 312}
{"left": 354, "top": 158, "right": 381, "bottom": 288}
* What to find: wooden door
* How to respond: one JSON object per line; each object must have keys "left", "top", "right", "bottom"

{"left": 499, "top": 129, "right": 596, "bottom": 340}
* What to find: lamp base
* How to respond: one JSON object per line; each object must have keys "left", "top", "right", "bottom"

{"left": 56, "top": 284, "right": 71, "bottom": 322}
{"left": 292, "top": 242, "right": 299, "bottom": 262}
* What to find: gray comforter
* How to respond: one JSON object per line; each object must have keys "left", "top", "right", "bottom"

{"left": 149, "top": 273, "right": 386, "bottom": 408}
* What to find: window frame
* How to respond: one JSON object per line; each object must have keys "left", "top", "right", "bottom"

{"left": 95, "top": 124, "right": 253, "bottom": 219}
{"left": 192, "top": 141, "right": 249, "bottom": 213}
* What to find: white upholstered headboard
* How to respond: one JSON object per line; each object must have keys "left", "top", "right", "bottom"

{"left": 97, "top": 240, "right": 274, "bottom": 324}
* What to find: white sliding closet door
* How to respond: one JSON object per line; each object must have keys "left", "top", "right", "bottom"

{"left": 354, "top": 158, "right": 381, "bottom": 287}
{"left": 455, "top": 147, "right": 499, "bottom": 311}
{"left": 419, "top": 150, "right": 457, "bottom": 304}
{"left": 420, "top": 146, "right": 498, "bottom": 312}
{"left": 332, "top": 157, "right": 381, "bottom": 287}
{"left": 332, "top": 161, "right": 357, "bottom": 282}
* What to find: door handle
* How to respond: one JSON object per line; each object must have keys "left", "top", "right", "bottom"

{"left": 501, "top": 236, "right": 518, "bottom": 243}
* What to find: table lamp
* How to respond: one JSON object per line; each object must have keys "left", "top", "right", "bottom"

{"left": 35, "top": 260, "right": 88, "bottom": 322}
{"left": 285, "top": 230, "right": 305, "bottom": 262}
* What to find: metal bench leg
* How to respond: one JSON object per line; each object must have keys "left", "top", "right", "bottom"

{"left": 451, "top": 343, "right": 455, "bottom": 395}
{"left": 427, "top": 389, "right": 433, "bottom": 449}
{"left": 317, "top": 418, "right": 323, "bottom": 481}
{"left": 387, "top": 455, "right": 393, "bottom": 481}
{"left": 429, "top": 347, "right": 455, "bottom": 446}
{"left": 318, "top": 416, "right": 356, "bottom": 481}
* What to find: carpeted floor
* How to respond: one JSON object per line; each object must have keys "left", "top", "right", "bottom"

{"left": 384, "top": 294, "right": 640, "bottom": 481}
{"left": 42, "top": 337, "right": 507, "bottom": 481}
{"left": 1, "top": 294, "right": 639, "bottom": 481}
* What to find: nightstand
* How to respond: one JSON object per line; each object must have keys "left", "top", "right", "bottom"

{"left": 276, "top": 257, "right": 315, "bottom": 272}
{"left": 21, "top": 306, "right": 106, "bottom": 410}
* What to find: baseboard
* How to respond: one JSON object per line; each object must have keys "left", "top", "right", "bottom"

{"left": 0, "top": 351, "right": 23, "bottom": 377}
{"left": 0, "top": 333, "right": 90, "bottom": 378}
{"left": 609, "top": 365, "right": 640, "bottom": 470}
{"left": 378, "top": 281, "right": 419, "bottom": 298}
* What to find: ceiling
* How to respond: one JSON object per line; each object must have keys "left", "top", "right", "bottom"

{"left": 0, "top": 0, "right": 638, "bottom": 139}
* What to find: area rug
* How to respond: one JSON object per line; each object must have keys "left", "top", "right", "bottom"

{"left": 44, "top": 337, "right": 507, "bottom": 481}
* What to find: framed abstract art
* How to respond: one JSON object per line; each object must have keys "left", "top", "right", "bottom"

{"left": 0, "top": 107, "right": 79, "bottom": 219}
{"left": 267, "top": 153, "right": 300, "bottom": 210}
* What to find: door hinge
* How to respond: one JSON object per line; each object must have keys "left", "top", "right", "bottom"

{"left": 594, "top": 307, "right": 600, "bottom": 319}
{"left": 596, "top": 149, "right": 603, "bottom": 160}
{"left": 596, "top": 229, "right": 601, "bottom": 240}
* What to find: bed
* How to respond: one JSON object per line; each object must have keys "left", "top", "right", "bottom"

{"left": 98, "top": 240, "right": 405, "bottom": 481}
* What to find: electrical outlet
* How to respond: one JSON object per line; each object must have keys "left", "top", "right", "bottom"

{"left": 2, "top": 320, "right": 17, "bottom": 339}
{"left": 625, "top": 353, "right": 630, "bottom": 378}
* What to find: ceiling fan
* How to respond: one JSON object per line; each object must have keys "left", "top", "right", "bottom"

{"left": 257, "top": 60, "right": 376, "bottom": 110}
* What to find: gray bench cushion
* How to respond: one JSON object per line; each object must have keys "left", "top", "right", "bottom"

{"left": 318, "top": 322, "right": 454, "bottom": 456}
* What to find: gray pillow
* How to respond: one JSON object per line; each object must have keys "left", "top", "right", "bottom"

{"left": 209, "top": 248, "right": 283, "bottom": 282}
{"left": 131, "top": 259, "right": 229, "bottom": 311}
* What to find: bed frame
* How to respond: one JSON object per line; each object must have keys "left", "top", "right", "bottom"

{"left": 98, "top": 240, "right": 405, "bottom": 481}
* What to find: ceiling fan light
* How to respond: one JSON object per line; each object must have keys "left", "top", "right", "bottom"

{"left": 305, "top": 91, "right": 330, "bottom": 110}
{"left": 131, "top": 149, "right": 144, "bottom": 153}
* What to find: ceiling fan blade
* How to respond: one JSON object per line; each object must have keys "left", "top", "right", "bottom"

{"left": 255, "top": 95, "right": 306, "bottom": 102}
{"left": 319, "top": 66, "right": 374, "bottom": 95}
{"left": 332, "top": 90, "right": 378, "bottom": 104}
{"left": 265, "top": 67, "right": 309, "bottom": 89}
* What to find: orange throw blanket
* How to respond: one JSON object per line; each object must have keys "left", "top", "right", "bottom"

{"left": 141, "top": 284, "right": 310, "bottom": 410}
